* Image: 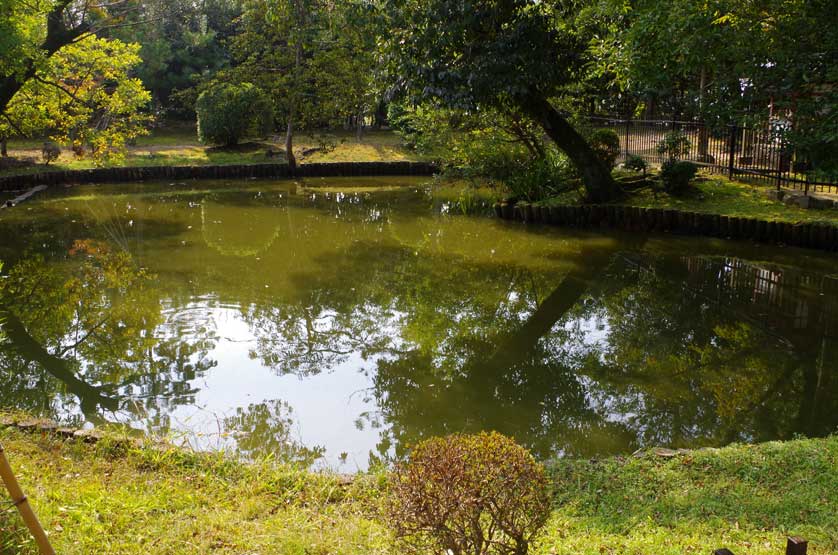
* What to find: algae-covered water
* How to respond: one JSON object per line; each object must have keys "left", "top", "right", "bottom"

{"left": 1, "top": 177, "right": 836, "bottom": 469}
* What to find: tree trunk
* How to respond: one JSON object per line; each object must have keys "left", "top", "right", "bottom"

{"left": 356, "top": 108, "right": 364, "bottom": 142}
{"left": 1, "top": 138, "right": 6, "bottom": 157}
{"left": 519, "top": 95, "right": 620, "bottom": 203}
{"left": 285, "top": 118, "right": 296, "bottom": 171}
{"left": 286, "top": 22, "right": 303, "bottom": 173}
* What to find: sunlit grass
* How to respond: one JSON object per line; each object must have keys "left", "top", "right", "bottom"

{"left": 1, "top": 422, "right": 835, "bottom": 555}
{"left": 617, "top": 173, "right": 838, "bottom": 225}
{"left": 1, "top": 129, "right": 426, "bottom": 177}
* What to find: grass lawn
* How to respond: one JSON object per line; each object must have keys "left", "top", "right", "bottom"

{"left": 1, "top": 422, "right": 835, "bottom": 555}
{"left": 541, "top": 172, "right": 838, "bottom": 226}
{"left": 1, "top": 127, "right": 427, "bottom": 177}
{"left": 620, "top": 174, "right": 838, "bottom": 225}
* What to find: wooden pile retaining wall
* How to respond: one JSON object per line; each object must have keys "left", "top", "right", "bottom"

{"left": 0, "top": 161, "right": 438, "bottom": 192}
{"left": 494, "top": 201, "right": 838, "bottom": 252}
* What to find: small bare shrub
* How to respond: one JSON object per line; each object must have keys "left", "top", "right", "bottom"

{"left": 41, "top": 141, "right": 61, "bottom": 165}
{"left": 387, "top": 431, "right": 551, "bottom": 555}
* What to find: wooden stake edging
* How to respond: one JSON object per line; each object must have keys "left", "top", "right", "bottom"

{"left": 0, "top": 442, "right": 56, "bottom": 555}
{"left": 494, "top": 201, "right": 838, "bottom": 253}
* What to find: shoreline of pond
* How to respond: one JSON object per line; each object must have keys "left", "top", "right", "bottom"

{"left": 0, "top": 161, "right": 440, "bottom": 193}
{"left": 496, "top": 199, "right": 838, "bottom": 252}
{"left": 1, "top": 412, "right": 836, "bottom": 554}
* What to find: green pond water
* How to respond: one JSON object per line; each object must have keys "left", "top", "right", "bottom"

{"left": 0, "top": 177, "right": 836, "bottom": 469}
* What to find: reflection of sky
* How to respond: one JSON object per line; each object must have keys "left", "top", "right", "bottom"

{"left": 158, "top": 306, "right": 382, "bottom": 470}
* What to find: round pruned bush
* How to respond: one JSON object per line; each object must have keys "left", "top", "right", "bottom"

{"left": 623, "top": 154, "right": 648, "bottom": 175}
{"left": 41, "top": 141, "right": 61, "bottom": 165}
{"left": 660, "top": 160, "right": 698, "bottom": 194}
{"left": 196, "top": 82, "right": 272, "bottom": 147}
{"left": 588, "top": 128, "right": 621, "bottom": 169}
{"left": 387, "top": 431, "right": 551, "bottom": 555}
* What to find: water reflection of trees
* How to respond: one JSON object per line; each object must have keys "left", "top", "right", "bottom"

{"left": 1, "top": 187, "right": 836, "bottom": 464}
{"left": 242, "top": 238, "right": 838, "bottom": 461}
{"left": 0, "top": 240, "right": 218, "bottom": 428}
{"left": 223, "top": 400, "right": 324, "bottom": 464}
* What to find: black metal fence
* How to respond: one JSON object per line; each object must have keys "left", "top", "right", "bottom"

{"left": 589, "top": 116, "right": 838, "bottom": 194}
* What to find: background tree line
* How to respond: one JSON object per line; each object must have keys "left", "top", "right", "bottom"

{"left": 1, "top": 0, "right": 835, "bottom": 198}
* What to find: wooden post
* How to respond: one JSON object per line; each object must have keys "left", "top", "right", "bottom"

{"left": 713, "top": 549, "right": 735, "bottom": 555}
{"left": 786, "top": 537, "right": 808, "bottom": 555}
{"left": 0, "top": 442, "right": 56, "bottom": 555}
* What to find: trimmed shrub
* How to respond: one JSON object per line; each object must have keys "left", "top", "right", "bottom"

{"left": 41, "top": 141, "right": 61, "bottom": 165}
{"left": 624, "top": 154, "right": 648, "bottom": 175}
{"left": 196, "top": 82, "right": 272, "bottom": 147}
{"left": 387, "top": 431, "right": 551, "bottom": 555}
{"left": 661, "top": 160, "right": 698, "bottom": 194}
{"left": 656, "top": 130, "right": 691, "bottom": 161}
{"left": 589, "top": 128, "right": 621, "bottom": 169}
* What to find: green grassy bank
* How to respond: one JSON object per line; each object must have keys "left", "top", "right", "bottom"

{"left": 543, "top": 174, "right": 838, "bottom": 226}
{"left": 1, "top": 423, "right": 835, "bottom": 555}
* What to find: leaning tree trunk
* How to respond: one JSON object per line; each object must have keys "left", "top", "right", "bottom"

{"left": 519, "top": 96, "right": 620, "bottom": 203}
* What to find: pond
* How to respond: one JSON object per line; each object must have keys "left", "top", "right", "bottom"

{"left": 0, "top": 177, "right": 836, "bottom": 469}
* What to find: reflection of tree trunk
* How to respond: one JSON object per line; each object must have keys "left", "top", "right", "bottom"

{"left": 796, "top": 335, "right": 834, "bottom": 436}
{"left": 481, "top": 249, "right": 619, "bottom": 373}
{"left": 0, "top": 308, "right": 119, "bottom": 414}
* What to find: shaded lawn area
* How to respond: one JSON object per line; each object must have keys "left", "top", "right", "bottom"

{"left": 617, "top": 175, "right": 838, "bottom": 226}
{"left": 1, "top": 423, "right": 835, "bottom": 555}
{"left": 1, "top": 128, "right": 427, "bottom": 177}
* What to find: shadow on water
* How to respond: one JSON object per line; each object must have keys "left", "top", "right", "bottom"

{"left": 0, "top": 178, "right": 836, "bottom": 465}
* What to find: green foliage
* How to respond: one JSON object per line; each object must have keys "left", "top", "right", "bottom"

{"left": 657, "top": 131, "right": 692, "bottom": 161}
{"left": 1, "top": 36, "right": 152, "bottom": 164}
{"left": 387, "top": 432, "right": 551, "bottom": 555}
{"left": 230, "top": 0, "right": 381, "bottom": 162}
{"left": 387, "top": 100, "right": 571, "bottom": 201}
{"left": 624, "top": 154, "right": 648, "bottom": 175}
{"left": 2, "top": 423, "right": 837, "bottom": 555}
{"left": 196, "top": 82, "right": 272, "bottom": 146}
{"left": 505, "top": 152, "right": 578, "bottom": 202}
{"left": 112, "top": 0, "right": 242, "bottom": 117}
{"left": 660, "top": 160, "right": 698, "bottom": 194}
{"left": 588, "top": 129, "right": 621, "bottom": 169}
{"left": 385, "top": 0, "right": 620, "bottom": 202}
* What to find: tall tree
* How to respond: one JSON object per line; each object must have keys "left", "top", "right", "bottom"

{"left": 232, "top": 0, "right": 390, "bottom": 168}
{"left": 385, "top": 0, "right": 620, "bottom": 202}
{"left": 0, "top": 1, "right": 152, "bottom": 160}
